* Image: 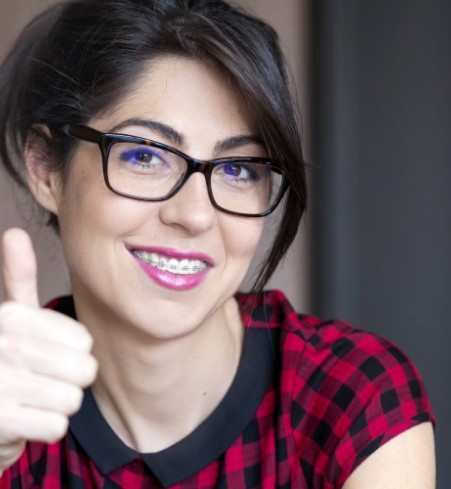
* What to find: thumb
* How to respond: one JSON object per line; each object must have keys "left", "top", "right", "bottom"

{"left": 2, "top": 228, "right": 39, "bottom": 307}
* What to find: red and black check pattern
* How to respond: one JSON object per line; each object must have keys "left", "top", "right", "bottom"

{"left": 0, "top": 291, "right": 434, "bottom": 488}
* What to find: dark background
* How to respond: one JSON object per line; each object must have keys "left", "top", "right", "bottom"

{"left": 310, "top": 1, "right": 451, "bottom": 487}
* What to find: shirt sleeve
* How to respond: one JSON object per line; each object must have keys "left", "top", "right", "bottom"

{"left": 330, "top": 338, "right": 434, "bottom": 488}
{"left": 290, "top": 324, "right": 435, "bottom": 489}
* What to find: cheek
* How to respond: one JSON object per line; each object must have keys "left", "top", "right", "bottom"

{"left": 59, "top": 190, "right": 148, "bottom": 246}
{"left": 55, "top": 165, "right": 138, "bottom": 262}
{"left": 57, "top": 152, "right": 140, "bottom": 235}
{"left": 222, "top": 217, "right": 265, "bottom": 265}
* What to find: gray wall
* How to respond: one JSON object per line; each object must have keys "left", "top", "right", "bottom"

{"left": 311, "top": 1, "right": 451, "bottom": 487}
{"left": 0, "top": 0, "right": 70, "bottom": 304}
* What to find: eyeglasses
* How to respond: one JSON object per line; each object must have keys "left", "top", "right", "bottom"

{"left": 59, "top": 124, "right": 288, "bottom": 217}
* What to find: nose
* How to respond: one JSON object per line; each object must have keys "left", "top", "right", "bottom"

{"left": 159, "top": 173, "right": 217, "bottom": 234}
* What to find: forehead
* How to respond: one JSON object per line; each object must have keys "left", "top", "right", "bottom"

{"left": 94, "top": 56, "right": 256, "bottom": 141}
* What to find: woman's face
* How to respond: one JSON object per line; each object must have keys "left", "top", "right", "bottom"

{"left": 47, "top": 56, "right": 265, "bottom": 339}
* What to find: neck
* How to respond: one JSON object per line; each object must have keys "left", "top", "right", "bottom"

{"left": 75, "top": 295, "right": 244, "bottom": 453}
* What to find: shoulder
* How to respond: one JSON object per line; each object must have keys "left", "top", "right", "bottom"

{"left": 238, "top": 289, "right": 419, "bottom": 382}
{"left": 290, "top": 310, "right": 423, "bottom": 401}
{"left": 238, "top": 290, "right": 434, "bottom": 487}
{"left": 238, "top": 290, "right": 429, "bottom": 406}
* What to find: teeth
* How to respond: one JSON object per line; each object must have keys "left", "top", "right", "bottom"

{"left": 133, "top": 251, "right": 207, "bottom": 275}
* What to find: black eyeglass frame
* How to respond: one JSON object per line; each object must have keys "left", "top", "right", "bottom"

{"left": 59, "top": 123, "right": 289, "bottom": 217}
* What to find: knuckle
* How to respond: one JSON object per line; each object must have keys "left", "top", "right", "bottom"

{"left": 45, "top": 415, "right": 69, "bottom": 443}
{"left": 81, "top": 355, "right": 98, "bottom": 386}
{"left": 60, "top": 386, "right": 83, "bottom": 415}
{"left": 70, "top": 354, "right": 98, "bottom": 387}
{"left": 87, "top": 355, "right": 98, "bottom": 378}
{"left": 46, "top": 311, "right": 94, "bottom": 351}
{"left": 76, "top": 326, "right": 94, "bottom": 351}
{"left": 84, "top": 332, "right": 94, "bottom": 351}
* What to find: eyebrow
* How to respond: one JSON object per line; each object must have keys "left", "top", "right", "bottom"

{"left": 214, "top": 134, "right": 264, "bottom": 153}
{"left": 109, "top": 118, "right": 264, "bottom": 154}
{"left": 111, "top": 118, "right": 183, "bottom": 146}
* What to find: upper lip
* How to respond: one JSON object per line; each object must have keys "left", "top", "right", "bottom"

{"left": 125, "top": 244, "right": 215, "bottom": 266}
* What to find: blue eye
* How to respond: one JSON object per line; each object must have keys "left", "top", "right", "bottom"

{"left": 223, "top": 163, "right": 241, "bottom": 177}
{"left": 220, "top": 163, "right": 261, "bottom": 182}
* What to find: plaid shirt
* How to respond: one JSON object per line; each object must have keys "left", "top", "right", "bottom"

{"left": 1, "top": 290, "right": 434, "bottom": 488}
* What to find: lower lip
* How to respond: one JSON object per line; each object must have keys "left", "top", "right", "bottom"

{"left": 132, "top": 255, "right": 210, "bottom": 291}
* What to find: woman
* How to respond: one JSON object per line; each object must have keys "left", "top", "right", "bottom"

{"left": 0, "top": 0, "right": 435, "bottom": 488}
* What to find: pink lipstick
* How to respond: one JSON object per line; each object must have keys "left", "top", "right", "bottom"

{"left": 127, "top": 246, "right": 213, "bottom": 291}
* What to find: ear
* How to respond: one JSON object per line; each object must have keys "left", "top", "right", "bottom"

{"left": 25, "top": 126, "right": 62, "bottom": 215}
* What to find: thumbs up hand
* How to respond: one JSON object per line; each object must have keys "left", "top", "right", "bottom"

{"left": 0, "top": 228, "right": 98, "bottom": 473}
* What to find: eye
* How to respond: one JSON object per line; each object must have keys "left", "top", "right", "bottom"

{"left": 118, "top": 146, "right": 166, "bottom": 168}
{"left": 216, "top": 162, "right": 262, "bottom": 184}
{"left": 109, "top": 143, "right": 178, "bottom": 177}
{"left": 223, "top": 163, "right": 245, "bottom": 178}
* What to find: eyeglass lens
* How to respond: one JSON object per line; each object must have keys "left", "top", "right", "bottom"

{"left": 107, "top": 141, "right": 283, "bottom": 215}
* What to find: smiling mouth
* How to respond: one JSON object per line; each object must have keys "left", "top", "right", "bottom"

{"left": 132, "top": 250, "right": 208, "bottom": 275}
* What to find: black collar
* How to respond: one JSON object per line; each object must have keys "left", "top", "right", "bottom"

{"left": 69, "top": 326, "right": 278, "bottom": 487}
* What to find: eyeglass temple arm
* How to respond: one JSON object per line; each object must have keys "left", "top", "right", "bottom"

{"left": 59, "top": 124, "right": 103, "bottom": 144}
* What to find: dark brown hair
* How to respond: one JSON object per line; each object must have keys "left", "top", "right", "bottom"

{"left": 0, "top": 0, "right": 307, "bottom": 293}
